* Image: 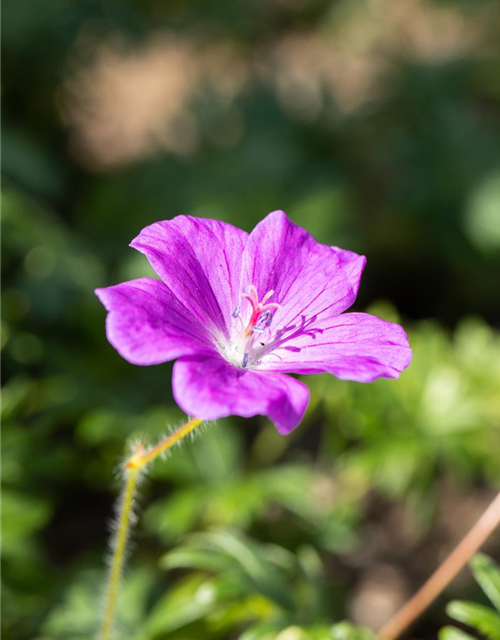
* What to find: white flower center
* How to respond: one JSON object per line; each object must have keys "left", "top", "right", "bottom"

{"left": 218, "top": 285, "right": 280, "bottom": 369}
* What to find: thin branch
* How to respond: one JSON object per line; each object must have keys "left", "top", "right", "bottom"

{"left": 378, "top": 488, "right": 500, "bottom": 640}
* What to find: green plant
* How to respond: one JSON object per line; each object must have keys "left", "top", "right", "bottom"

{"left": 152, "top": 528, "right": 376, "bottom": 640}
{"left": 440, "top": 554, "right": 500, "bottom": 640}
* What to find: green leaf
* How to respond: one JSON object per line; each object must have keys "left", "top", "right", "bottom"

{"left": 447, "top": 601, "right": 500, "bottom": 639}
{"left": 182, "top": 530, "right": 296, "bottom": 611}
{"left": 438, "top": 626, "right": 477, "bottom": 640}
{"left": 146, "top": 573, "right": 248, "bottom": 636}
{"left": 330, "top": 621, "right": 378, "bottom": 640}
{"left": 470, "top": 553, "right": 500, "bottom": 612}
{"left": 42, "top": 569, "right": 153, "bottom": 640}
{"left": 240, "top": 623, "right": 377, "bottom": 640}
{"left": 161, "top": 546, "right": 240, "bottom": 574}
{"left": 238, "top": 621, "right": 287, "bottom": 640}
{"left": 2, "top": 489, "right": 52, "bottom": 554}
{"left": 145, "top": 488, "right": 205, "bottom": 541}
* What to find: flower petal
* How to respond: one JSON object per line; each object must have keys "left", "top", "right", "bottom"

{"left": 241, "top": 210, "right": 366, "bottom": 329}
{"left": 130, "top": 216, "right": 247, "bottom": 340}
{"left": 95, "top": 278, "right": 214, "bottom": 365}
{"left": 173, "top": 354, "right": 310, "bottom": 434}
{"left": 256, "top": 312, "right": 412, "bottom": 382}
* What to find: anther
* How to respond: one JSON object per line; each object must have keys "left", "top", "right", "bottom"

{"left": 231, "top": 305, "right": 240, "bottom": 318}
{"left": 251, "top": 326, "right": 265, "bottom": 333}
{"left": 258, "top": 309, "right": 273, "bottom": 327}
{"left": 242, "top": 352, "right": 249, "bottom": 368}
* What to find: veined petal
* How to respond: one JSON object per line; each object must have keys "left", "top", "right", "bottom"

{"left": 241, "top": 210, "right": 366, "bottom": 330}
{"left": 172, "top": 354, "right": 310, "bottom": 434}
{"left": 256, "top": 312, "right": 412, "bottom": 382}
{"left": 95, "top": 278, "right": 214, "bottom": 365}
{"left": 130, "top": 216, "right": 247, "bottom": 339}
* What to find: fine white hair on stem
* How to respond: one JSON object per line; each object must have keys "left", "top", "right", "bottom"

{"left": 98, "top": 470, "right": 139, "bottom": 638}
{"left": 97, "top": 418, "right": 206, "bottom": 640}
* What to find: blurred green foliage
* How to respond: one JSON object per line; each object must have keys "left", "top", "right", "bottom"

{"left": 440, "top": 554, "right": 500, "bottom": 640}
{"left": 2, "top": 0, "right": 500, "bottom": 639}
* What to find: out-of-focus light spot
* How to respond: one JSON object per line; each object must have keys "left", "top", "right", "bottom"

{"left": 276, "top": 627, "right": 305, "bottom": 640}
{"left": 348, "top": 564, "right": 410, "bottom": 629}
{"left": 10, "top": 333, "right": 43, "bottom": 364}
{"left": 62, "top": 36, "right": 248, "bottom": 168}
{"left": 44, "top": 375, "right": 77, "bottom": 404}
{"left": 24, "top": 246, "right": 56, "bottom": 279}
{"left": 60, "top": 0, "right": 495, "bottom": 170}
{"left": 269, "top": 0, "right": 494, "bottom": 115}
{"left": 465, "top": 172, "right": 500, "bottom": 252}
{"left": 195, "top": 583, "right": 216, "bottom": 605}
{"left": 420, "top": 367, "right": 475, "bottom": 433}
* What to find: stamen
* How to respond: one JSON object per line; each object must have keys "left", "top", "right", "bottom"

{"left": 224, "top": 286, "right": 281, "bottom": 369}
{"left": 258, "top": 309, "right": 273, "bottom": 327}
{"left": 241, "top": 285, "right": 281, "bottom": 337}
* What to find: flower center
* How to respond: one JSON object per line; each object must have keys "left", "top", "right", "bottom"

{"left": 222, "top": 285, "right": 281, "bottom": 369}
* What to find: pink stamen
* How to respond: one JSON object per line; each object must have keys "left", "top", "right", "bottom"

{"left": 241, "top": 286, "right": 281, "bottom": 336}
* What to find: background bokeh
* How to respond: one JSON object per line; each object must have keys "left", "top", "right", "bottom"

{"left": 2, "top": 1, "right": 500, "bottom": 639}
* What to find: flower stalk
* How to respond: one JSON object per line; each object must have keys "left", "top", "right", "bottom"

{"left": 378, "top": 488, "right": 500, "bottom": 640}
{"left": 97, "top": 417, "right": 202, "bottom": 640}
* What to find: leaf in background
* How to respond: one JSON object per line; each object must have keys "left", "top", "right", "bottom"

{"left": 238, "top": 620, "right": 287, "bottom": 640}
{"left": 0, "top": 375, "right": 35, "bottom": 424}
{"left": 164, "top": 530, "right": 297, "bottom": 612}
{"left": 41, "top": 568, "right": 153, "bottom": 640}
{"left": 145, "top": 573, "right": 253, "bottom": 637}
{"left": 441, "top": 555, "right": 500, "bottom": 640}
{"left": 439, "top": 626, "right": 477, "bottom": 640}
{"left": 329, "top": 621, "right": 377, "bottom": 640}
{"left": 446, "top": 601, "right": 500, "bottom": 639}
{"left": 239, "top": 622, "right": 376, "bottom": 640}
{"left": 470, "top": 553, "right": 500, "bottom": 612}
{"left": 2, "top": 489, "right": 52, "bottom": 555}
{"left": 161, "top": 545, "right": 240, "bottom": 574}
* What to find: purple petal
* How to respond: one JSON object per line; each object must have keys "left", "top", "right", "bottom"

{"left": 241, "top": 210, "right": 366, "bottom": 329}
{"left": 130, "top": 216, "right": 247, "bottom": 339}
{"left": 172, "top": 354, "right": 310, "bottom": 434}
{"left": 256, "top": 312, "right": 412, "bottom": 382}
{"left": 95, "top": 278, "right": 214, "bottom": 365}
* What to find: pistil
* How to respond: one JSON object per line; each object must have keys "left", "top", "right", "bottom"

{"left": 225, "top": 286, "right": 281, "bottom": 369}
{"left": 241, "top": 285, "right": 280, "bottom": 337}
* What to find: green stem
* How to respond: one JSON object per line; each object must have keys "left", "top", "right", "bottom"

{"left": 97, "top": 466, "right": 139, "bottom": 640}
{"left": 97, "top": 418, "right": 202, "bottom": 640}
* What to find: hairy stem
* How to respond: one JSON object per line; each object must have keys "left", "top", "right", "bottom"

{"left": 378, "top": 488, "right": 500, "bottom": 640}
{"left": 97, "top": 467, "right": 139, "bottom": 640}
{"left": 97, "top": 418, "right": 202, "bottom": 640}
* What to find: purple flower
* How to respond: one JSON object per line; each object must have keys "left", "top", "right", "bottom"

{"left": 95, "top": 211, "right": 411, "bottom": 434}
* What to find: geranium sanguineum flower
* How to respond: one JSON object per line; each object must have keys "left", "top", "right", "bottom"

{"left": 95, "top": 211, "right": 411, "bottom": 434}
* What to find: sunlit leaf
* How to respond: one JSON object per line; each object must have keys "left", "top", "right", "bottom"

{"left": 470, "top": 553, "right": 500, "bottom": 612}
{"left": 447, "top": 601, "right": 500, "bottom": 639}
